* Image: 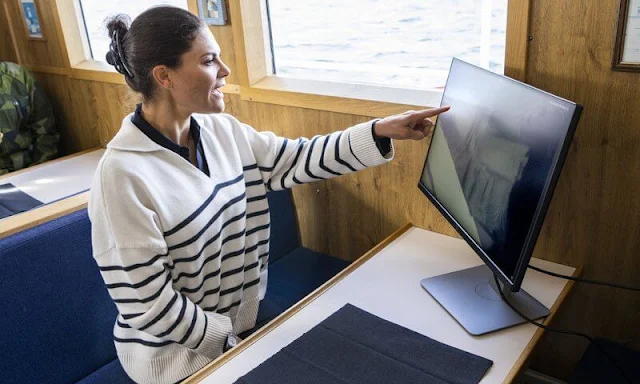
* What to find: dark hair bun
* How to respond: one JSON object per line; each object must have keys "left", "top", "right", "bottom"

{"left": 105, "top": 14, "right": 134, "bottom": 78}
{"left": 103, "top": 7, "right": 203, "bottom": 100}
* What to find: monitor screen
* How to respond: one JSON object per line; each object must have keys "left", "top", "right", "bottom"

{"left": 419, "top": 58, "right": 582, "bottom": 290}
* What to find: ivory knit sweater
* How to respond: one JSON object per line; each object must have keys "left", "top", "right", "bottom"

{"left": 88, "top": 112, "right": 393, "bottom": 384}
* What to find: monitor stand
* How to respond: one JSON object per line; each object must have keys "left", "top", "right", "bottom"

{"left": 420, "top": 265, "right": 549, "bottom": 335}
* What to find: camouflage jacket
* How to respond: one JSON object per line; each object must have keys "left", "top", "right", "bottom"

{"left": 0, "top": 62, "right": 58, "bottom": 176}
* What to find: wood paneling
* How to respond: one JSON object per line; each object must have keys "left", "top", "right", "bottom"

{"left": 0, "top": 0, "right": 18, "bottom": 62}
{"left": 30, "top": 72, "right": 138, "bottom": 154}
{"left": 1, "top": 0, "right": 638, "bottom": 380}
{"left": 524, "top": 0, "right": 640, "bottom": 378}
{"left": 3, "top": 0, "right": 67, "bottom": 67}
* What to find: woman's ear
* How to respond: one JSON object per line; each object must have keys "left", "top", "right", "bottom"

{"left": 151, "top": 65, "right": 173, "bottom": 91}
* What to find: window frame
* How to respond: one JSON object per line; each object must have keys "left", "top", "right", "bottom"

{"left": 232, "top": 0, "right": 531, "bottom": 117}
{"left": 52, "top": 0, "right": 530, "bottom": 116}
{"left": 54, "top": 0, "right": 200, "bottom": 86}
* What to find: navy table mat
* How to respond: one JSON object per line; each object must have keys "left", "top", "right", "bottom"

{"left": 0, "top": 183, "right": 43, "bottom": 219}
{"left": 235, "top": 304, "right": 493, "bottom": 384}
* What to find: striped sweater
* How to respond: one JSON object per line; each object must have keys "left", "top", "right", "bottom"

{"left": 88, "top": 112, "right": 394, "bottom": 384}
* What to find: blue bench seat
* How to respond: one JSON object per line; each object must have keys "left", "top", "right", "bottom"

{"left": 0, "top": 189, "right": 348, "bottom": 384}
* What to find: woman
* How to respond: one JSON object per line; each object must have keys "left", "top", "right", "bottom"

{"left": 89, "top": 6, "right": 449, "bottom": 384}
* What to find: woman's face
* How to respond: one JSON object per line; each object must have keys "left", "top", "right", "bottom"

{"left": 168, "top": 27, "right": 230, "bottom": 114}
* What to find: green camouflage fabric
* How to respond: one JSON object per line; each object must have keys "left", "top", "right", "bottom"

{"left": 0, "top": 62, "right": 58, "bottom": 176}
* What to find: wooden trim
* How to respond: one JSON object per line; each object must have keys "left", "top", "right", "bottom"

{"left": 183, "top": 223, "right": 413, "bottom": 383}
{"left": 0, "top": 147, "right": 101, "bottom": 181}
{"left": 229, "top": 0, "right": 250, "bottom": 87}
{"left": 70, "top": 62, "right": 127, "bottom": 85}
{"left": 24, "top": 64, "right": 69, "bottom": 75}
{"left": 233, "top": 0, "right": 271, "bottom": 86}
{"left": 3, "top": 0, "right": 23, "bottom": 64}
{"left": 0, "top": 192, "right": 88, "bottom": 239}
{"left": 241, "top": 85, "right": 432, "bottom": 118}
{"left": 186, "top": 0, "right": 198, "bottom": 14}
{"left": 502, "top": 265, "right": 583, "bottom": 383}
{"left": 17, "top": 0, "right": 47, "bottom": 41}
{"left": 612, "top": 0, "right": 640, "bottom": 71}
{"left": 242, "top": 77, "right": 442, "bottom": 117}
{"left": 504, "top": 0, "right": 531, "bottom": 82}
{"left": 54, "top": 0, "right": 90, "bottom": 67}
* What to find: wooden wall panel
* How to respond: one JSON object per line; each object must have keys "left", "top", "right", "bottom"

{"left": 0, "top": 0, "right": 18, "bottom": 62}
{"left": 30, "top": 73, "right": 139, "bottom": 155}
{"left": 524, "top": 0, "right": 640, "bottom": 378}
{"left": 3, "top": 0, "right": 67, "bottom": 67}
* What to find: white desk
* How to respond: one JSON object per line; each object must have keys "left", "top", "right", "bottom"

{"left": 0, "top": 148, "right": 104, "bottom": 205}
{"left": 0, "top": 149, "right": 104, "bottom": 238}
{"left": 186, "top": 225, "right": 577, "bottom": 384}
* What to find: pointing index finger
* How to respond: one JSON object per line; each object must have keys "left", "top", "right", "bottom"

{"left": 413, "top": 106, "right": 451, "bottom": 119}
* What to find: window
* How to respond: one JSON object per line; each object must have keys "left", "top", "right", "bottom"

{"left": 78, "top": 0, "right": 189, "bottom": 64}
{"left": 267, "top": 0, "right": 508, "bottom": 90}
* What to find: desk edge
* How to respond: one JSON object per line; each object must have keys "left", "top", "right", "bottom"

{"left": 0, "top": 147, "right": 102, "bottom": 182}
{"left": 183, "top": 222, "right": 414, "bottom": 384}
{"left": 502, "top": 265, "right": 583, "bottom": 383}
{"left": 0, "top": 192, "right": 89, "bottom": 239}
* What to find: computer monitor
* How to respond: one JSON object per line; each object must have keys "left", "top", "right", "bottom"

{"left": 418, "top": 58, "right": 582, "bottom": 335}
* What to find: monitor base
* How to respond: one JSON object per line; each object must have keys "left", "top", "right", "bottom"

{"left": 421, "top": 265, "right": 549, "bottom": 335}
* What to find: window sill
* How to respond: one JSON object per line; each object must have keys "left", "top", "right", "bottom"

{"left": 240, "top": 76, "right": 443, "bottom": 118}
{"left": 69, "top": 60, "right": 126, "bottom": 85}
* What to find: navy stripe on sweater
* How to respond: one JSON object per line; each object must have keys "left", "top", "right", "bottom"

{"left": 259, "top": 138, "right": 288, "bottom": 172}
{"left": 113, "top": 273, "right": 171, "bottom": 304}
{"left": 193, "top": 313, "right": 208, "bottom": 349}
{"left": 105, "top": 266, "right": 166, "bottom": 290}
{"left": 177, "top": 302, "right": 200, "bottom": 345}
{"left": 280, "top": 140, "right": 306, "bottom": 190}
{"left": 99, "top": 251, "right": 169, "bottom": 272}
{"left": 164, "top": 173, "right": 245, "bottom": 237}
{"left": 171, "top": 212, "right": 246, "bottom": 267}
{"left": 114, "top": 336, "right": 174, "bottom": 348}
{"left": 178, "top": 232, "right": 268, "bottom": 294}
{"left": 319, "top": 134, "right": 343, "bottom": 176}
{"left": 335, "top": 132, "right": 357, "bottom": 172}
{"left": 155, "top": 295, "right": 188, "bottom": 338}
{"left": 169, "top": 192, "right": 246, "bottom": 251}
{"left": 303, "top": 136, "right": 324, "bottom": 180}
{"left": 139, "top": 292, "right": 179, "bottom": 332}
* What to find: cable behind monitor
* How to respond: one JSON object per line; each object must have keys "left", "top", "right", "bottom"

{"left": 527, "top": 265, "right": 640, "bottom": 292}
{"left": 493, "top": 275, "right": 633, "bottom": 384}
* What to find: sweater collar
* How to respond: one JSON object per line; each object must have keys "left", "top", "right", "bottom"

{"left": 107, "top": 110, "right": 205, "bottom": 153}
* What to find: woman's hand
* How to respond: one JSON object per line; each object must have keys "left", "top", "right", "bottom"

{"left": 373, "top": 106, "right": 450, "bottom": 141}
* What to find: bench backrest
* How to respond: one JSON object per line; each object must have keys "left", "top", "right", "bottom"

{"left": 0, "top": 189, "right": 300, "bottom": 383}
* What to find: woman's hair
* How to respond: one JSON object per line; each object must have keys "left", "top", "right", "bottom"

{"left": 105, "top": 6, "right": 203, "bottom": 100}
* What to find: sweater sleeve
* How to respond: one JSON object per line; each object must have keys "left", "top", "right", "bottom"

{"left": 237, "top": 119, "right": 394, "bottom": 191}
{"left": 88, "top": 157, "right": 232, "bottom": 360}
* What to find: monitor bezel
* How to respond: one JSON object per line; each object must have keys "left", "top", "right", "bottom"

{"left": 417, "top": 58, "right": 583, "bottom": 292}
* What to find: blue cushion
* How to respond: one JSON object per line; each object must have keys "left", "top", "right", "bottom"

{"left": 0, "top": 209, "right": 118, "bottom": 384}
{"left": 266, "top": 190, "right": 300, "bottom": 264}
{"left": 569, "top": 339, "right": 640, "bottom": 384}
{"left": 76, "top": 359, "right": 134, "bottom": 384}
{"left": 238, "top": 247, "right": 350, "bottom": 339}
{"left": 267, "top": 247, "right": 350, "bottom": 310}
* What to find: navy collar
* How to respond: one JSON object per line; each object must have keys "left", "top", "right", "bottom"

{"left": 131, "top": 104, "right": 209, "bottom": 176}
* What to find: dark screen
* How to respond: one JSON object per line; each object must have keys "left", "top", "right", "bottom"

{"left": 420, "top": 58, "right": 578, "bottom": 282}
